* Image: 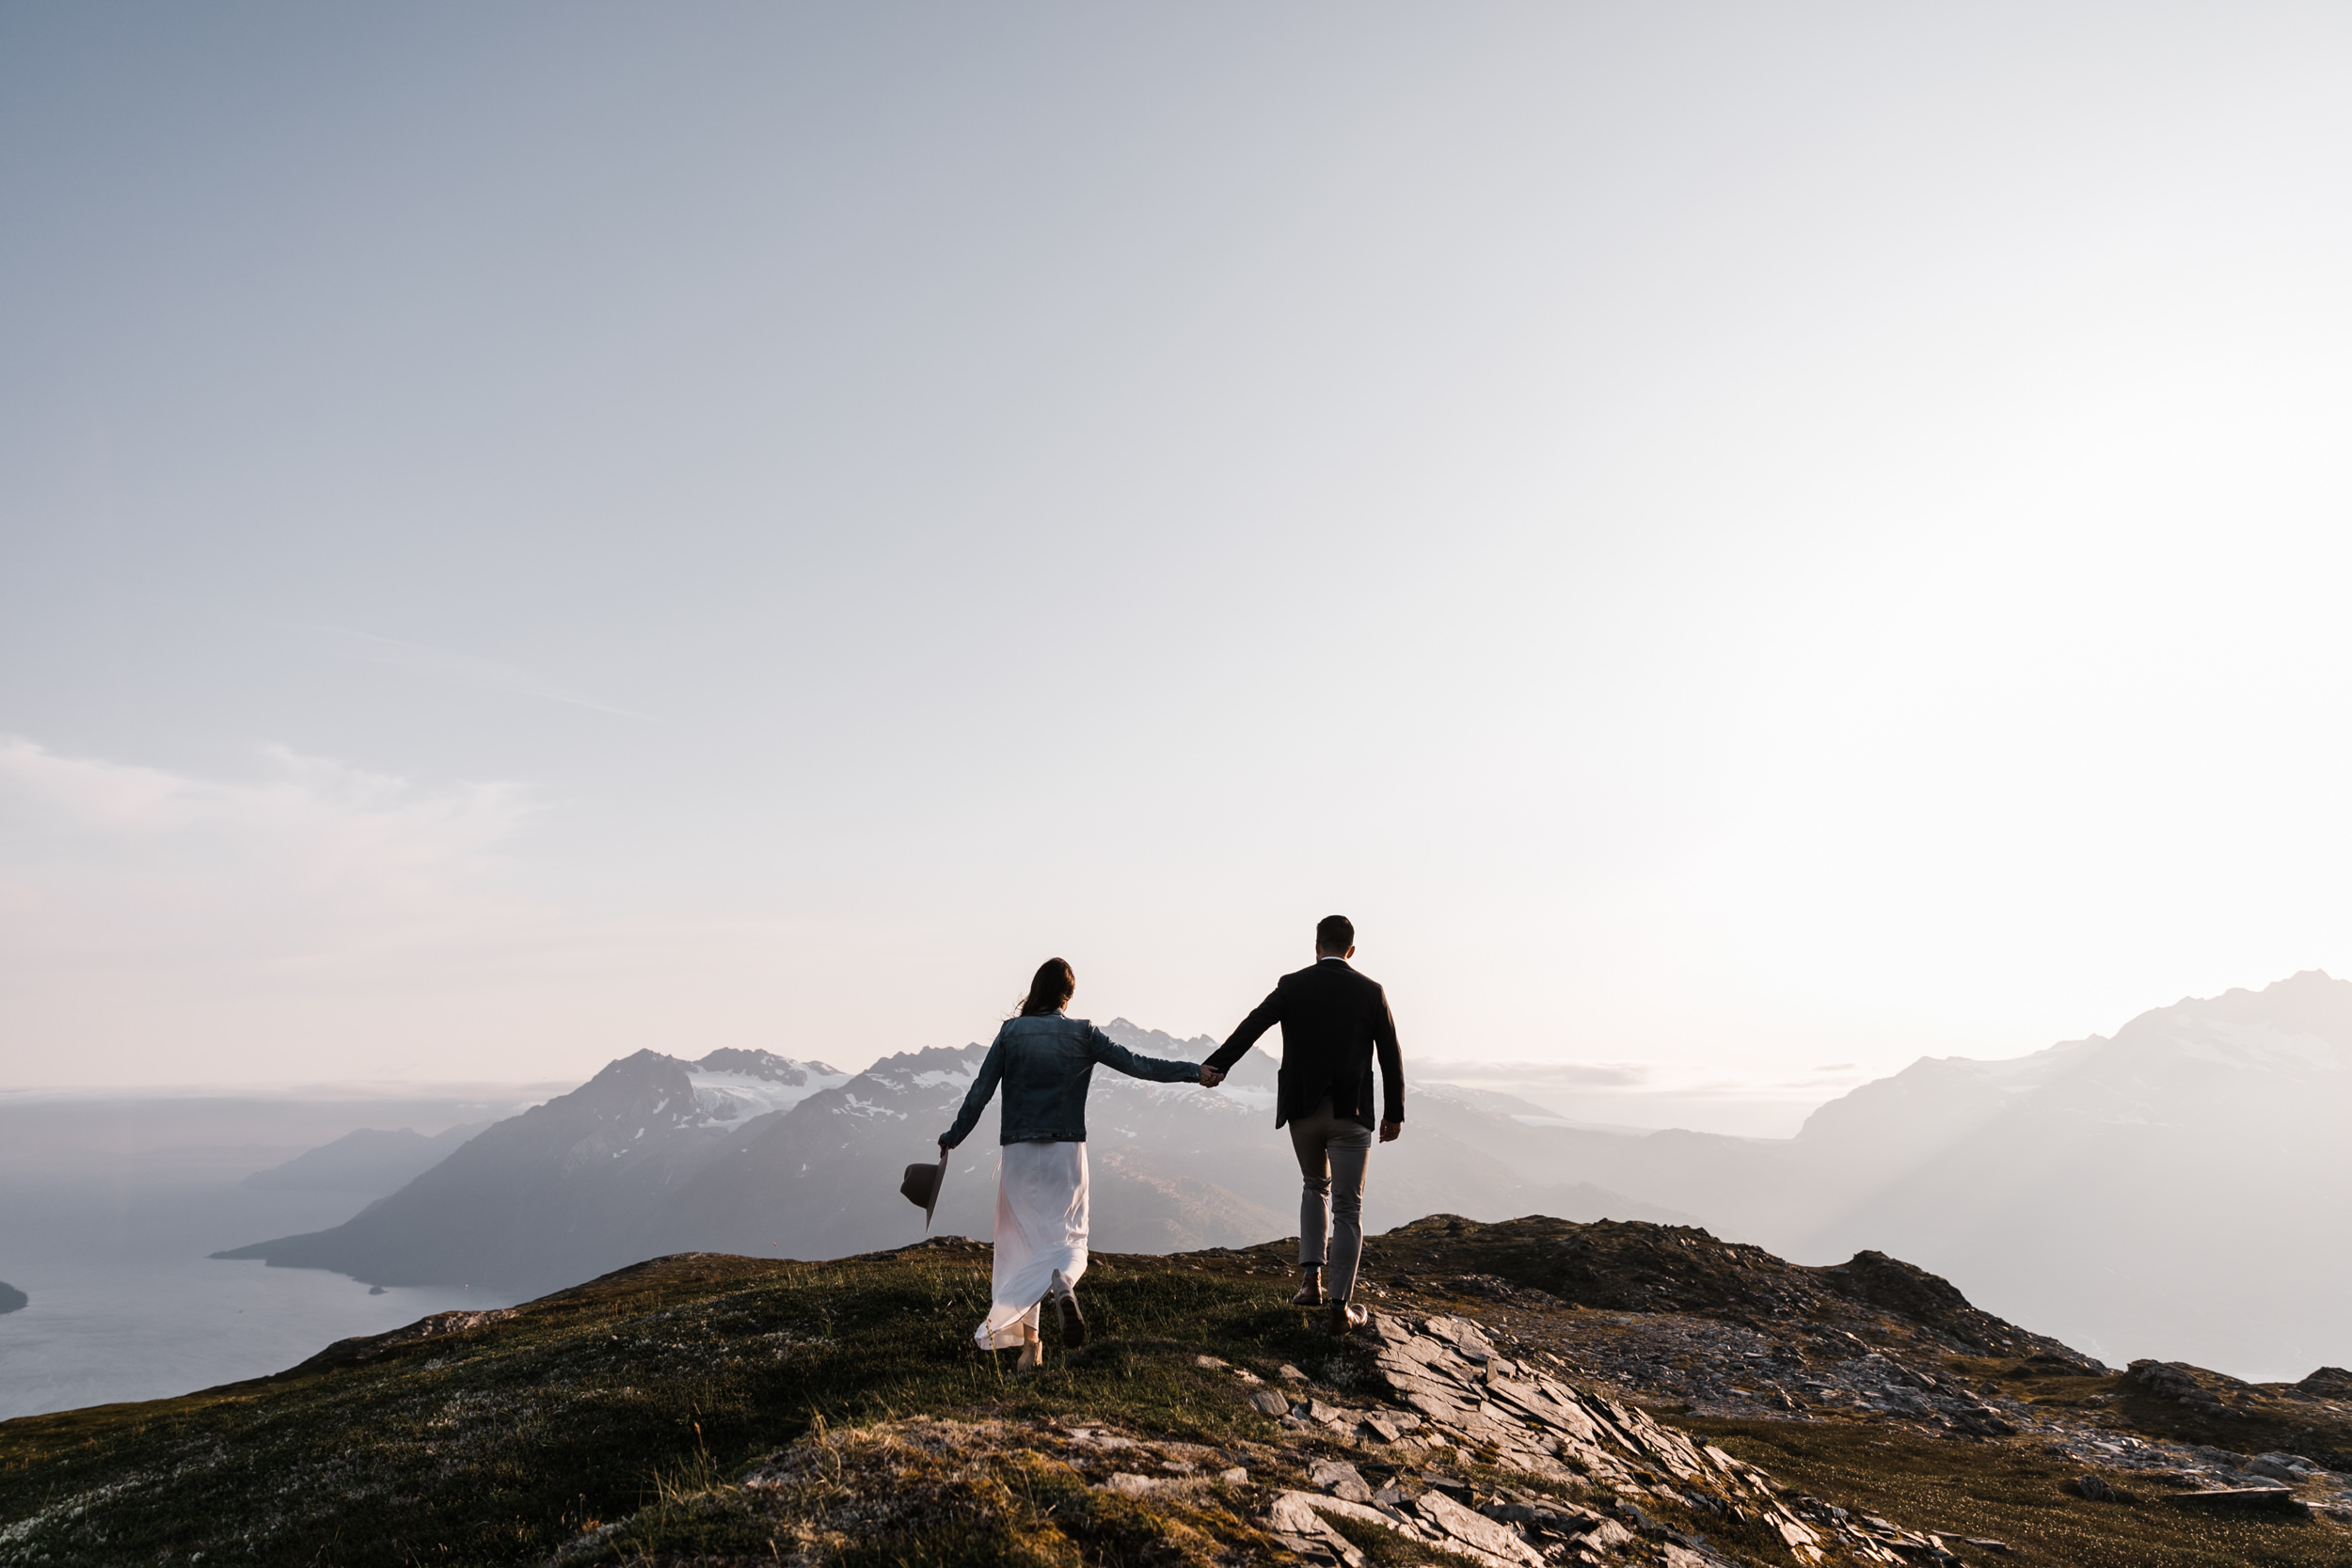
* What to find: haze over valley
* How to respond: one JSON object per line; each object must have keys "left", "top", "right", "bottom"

{"left": 8, "top": 970, "right": 2341, "bottom": 1420}
{"left": 0, "top": 1086, "right": 541, "bottom": 1418}
{"left": 211, "top": 973, "right": 2352, "bottom": 1384}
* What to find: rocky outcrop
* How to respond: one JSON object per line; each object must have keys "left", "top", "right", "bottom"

{"left": 2298, "top": 1367, "right": 2352, "bottom": 1399}
{"left": 1813, "top": 1251, "right": 2093, "bottom": 1363}
{"left": 541, "top": 1304, "right": 1995, "bottom": 1568}
{"left": 2123, "top": 1358, "right": 2248, "bottom": 1416}
{"left": 1372, "top": 1214, "right": 2093, "bottom": 1362}
{"left": 0, "top": 1281, "right": 24, "bottom": 1315}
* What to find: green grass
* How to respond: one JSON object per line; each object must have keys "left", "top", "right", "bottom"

{"left": 0, "top": 1245, "right": 1341, "bottom": 1568}
{"left": 552, "top": 1425, "right": 1255, "bottom": 1568}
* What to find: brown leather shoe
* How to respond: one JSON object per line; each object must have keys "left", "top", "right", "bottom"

{"left": 1291, "top": 1275, "right": 1325, "bottom": 1307}
{"left": 1327, "top": 1302, "right": 1368, "bottom": 1335}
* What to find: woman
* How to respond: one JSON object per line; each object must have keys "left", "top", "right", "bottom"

{"left": 939, "top": 957, "right": 1206, "bottom": 1370}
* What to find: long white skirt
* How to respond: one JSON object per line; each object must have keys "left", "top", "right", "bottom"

{"left": 974, "top": 1139, "right": 1089, "bottom": 1351}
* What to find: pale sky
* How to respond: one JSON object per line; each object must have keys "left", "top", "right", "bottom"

{"left": 7, "top": 3, "right": 2352, "bottom": 1133}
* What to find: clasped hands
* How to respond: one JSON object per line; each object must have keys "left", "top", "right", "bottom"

{"left": 1192, "top": 1066, "right": 1401, "bottom": 1142}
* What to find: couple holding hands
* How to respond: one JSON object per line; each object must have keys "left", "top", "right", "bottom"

{"left": 936, "top": 915, "right": 1406, "bottom": 1370}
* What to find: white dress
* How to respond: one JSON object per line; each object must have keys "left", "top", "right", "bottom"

{"left": 974, "top": 1139, "right": 1089, "bottom": 1350}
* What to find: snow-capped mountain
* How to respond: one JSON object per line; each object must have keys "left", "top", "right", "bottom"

{"left": 215, "top": 978, "right": 2352, "bottom": 1376}
{"left": 215, "top": 1048, "right": 850, "bottom": 1291}
{"left": 686, "top": 1049, "right": 856, "bottom": 1126}
{"left": 217, "top": 1024, "right": 1689, "bottom": 1295}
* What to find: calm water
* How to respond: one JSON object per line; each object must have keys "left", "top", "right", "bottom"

{"left": 0, "top": 1172, "right": 519, "bottom": 1421}
{"left": 0, "top": 1259, "right": 515, "bottom": 1419}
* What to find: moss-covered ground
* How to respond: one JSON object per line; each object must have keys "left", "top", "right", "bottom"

{"left": 0, "top": 1241, "right": 1345, "bottom": 1567}
{"left": 6, "top": 1229, "right": 2350, "bottom": 1567}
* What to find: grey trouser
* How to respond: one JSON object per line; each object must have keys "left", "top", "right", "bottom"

{"left": 1290, "top": 1098, "right": 1375, "bottom": 1304}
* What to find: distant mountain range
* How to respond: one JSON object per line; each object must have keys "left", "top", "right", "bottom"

{"left": 215, "top": 974, "right": 2352, "bottom": 1378}
{"left": 1788, "top": 969, "right": 2352, "bottom": 1379}
{"left": 242, "top": 1122, "right": 495, "bottom": 1195}
{"left": 216, "top": 1025, "right": 1684, "bottom": 1296}
{"left": 1495, "top": 970, "right": 2352, "bottom": 1379}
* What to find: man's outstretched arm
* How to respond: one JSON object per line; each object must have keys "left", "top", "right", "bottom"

{"left": 1200, "top": 987, "right": 1283, "bottom": 1087}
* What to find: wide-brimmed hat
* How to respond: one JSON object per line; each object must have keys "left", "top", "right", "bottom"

{"left": 900, "top": 1149, "right": 948, "bottom": 1227}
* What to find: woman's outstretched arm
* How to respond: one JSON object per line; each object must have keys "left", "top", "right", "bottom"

{"left": 940, "top": 1035, "right": 1009, "bottom": 1148}
{"left": 1083, "top": 1025, "right": 1205, "bottom": 1084}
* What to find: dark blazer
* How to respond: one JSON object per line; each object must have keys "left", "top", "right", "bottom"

{"left": 1203, "top": 958, "right": 1404, "bottom": 1130}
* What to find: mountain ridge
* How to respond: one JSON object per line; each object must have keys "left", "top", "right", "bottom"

{"left": 242, "top": 1120, "right": 493, "bottom": 1194}
{"left": 1470, "top": 971, "right": 2352, "bottom": 1378}
{"left": 212, "top": 972, "right": 2352, "bottom": 1377}
{"left": 216, "top": 1033, "right": 1689, "bottom": 1293}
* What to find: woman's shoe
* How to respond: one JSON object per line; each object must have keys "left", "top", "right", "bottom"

{"left": 1327, "top": 1302, "right": 1368, "bottom": 1336}
{"left": 1052, "top": 1286, "right": 1088, "bottom": 1348}
{"left": 1291, "top": 1275, "right": 1325, "bottom": 1307}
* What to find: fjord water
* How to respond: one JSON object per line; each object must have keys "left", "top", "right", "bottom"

{"left": 0, "top": 1255, "right": 510, "bottom": 1420}
{"left": 0, "top": 1094, "right": 529, "bottom": 1420}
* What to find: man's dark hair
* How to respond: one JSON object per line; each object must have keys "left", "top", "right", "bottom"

{"left": 1315, "top": 915, "right": 1354, "bottom": 954}
{"left": 1019, "top": 958, "right": 1076, "bottom": 1017}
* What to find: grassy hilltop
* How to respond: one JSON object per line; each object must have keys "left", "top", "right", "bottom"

{"left": 3, "top": 1219, "right": 2348, "bottom": 1567}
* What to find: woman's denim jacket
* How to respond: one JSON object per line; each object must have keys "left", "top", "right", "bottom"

{"left": 940, "top": 1014, "right": 1201, "bottom": 1147}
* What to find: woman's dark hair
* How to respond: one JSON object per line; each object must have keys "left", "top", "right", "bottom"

{"left": 1019, "top": 958, "right": 1075, "bottom": 1018}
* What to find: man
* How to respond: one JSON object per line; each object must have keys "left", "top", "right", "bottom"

{"left": 1199, "top": 914, "right": 1403, "bottom": 1334}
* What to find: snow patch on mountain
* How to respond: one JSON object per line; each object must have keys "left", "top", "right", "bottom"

{"left": 688, "top": 1067, "right": 852, "bottom": 1126}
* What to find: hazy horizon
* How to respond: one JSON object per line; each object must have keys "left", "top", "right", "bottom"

{"left": 0, "top": 962, "right": 2327, "bottom": 1141}
{"left": 0, "top": 985, "right": 2200, "bottom": 1141}
{"left": 11, "top": 5, "right": 2352, "bottom": 1142}
{"left": 12, "top": 968, "right": 2349, "bottom": 1411}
